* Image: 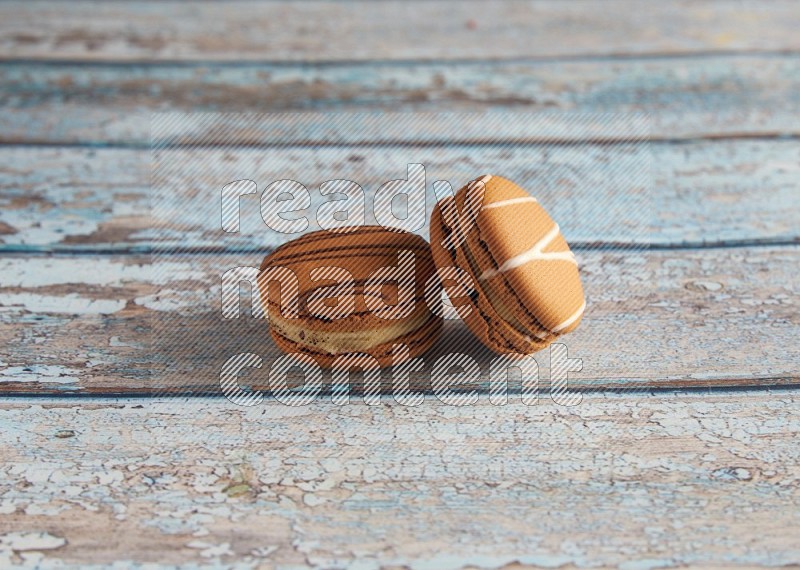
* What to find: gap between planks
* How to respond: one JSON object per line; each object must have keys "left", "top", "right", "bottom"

{"left": 4, "top": 48, "right": 800, "bottom": 67}
{"left": 2, "top": 240, "right": 800, "bottom": 257}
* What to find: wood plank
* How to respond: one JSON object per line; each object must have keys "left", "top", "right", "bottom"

{"left": 1, "top": 390, "right": 799, "bottom": 567}
{"left": 2, "top": 1, "right": 799, "bottom": 62}
{"left": 3, "top": 55, "right": 800, "bottom": 145}
{"left": 0, "top": 246, "right": 797, "bottom": 395}
{"left": 2, "top": 140, "right": 798, "bottom": 253}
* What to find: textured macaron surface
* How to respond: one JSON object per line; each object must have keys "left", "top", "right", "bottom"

{"left": 258, "top": 226, "right": 441, "bottom": 365}
{"left": 431, "top": 175, "right": 585, "bottom": 354}
{"left": 472, "top": 175, "right": 585, "bottom": 333}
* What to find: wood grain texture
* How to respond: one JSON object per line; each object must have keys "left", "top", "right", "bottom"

{"left": 2, "top": 140, "right": 799, "bottom": 253}
{"left": 1, "top": 391, "right": 799, "bottom": 567}
{"left": 3, "top": 55, "right": 800, "bottom": 145}
{"left": 2, "top": 1, "right": 799, "bottom": 62}
{"left": 0, "top": 246, "right": 797, "bottom": 395}
{"left": 2, "top": 1, "right": 798, "bottom": 566}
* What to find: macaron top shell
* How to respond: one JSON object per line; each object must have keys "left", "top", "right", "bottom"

{"left": 259, "top": 226, "right": 435, "bottom": 330}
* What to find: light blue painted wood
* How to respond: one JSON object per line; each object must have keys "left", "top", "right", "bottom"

{"left": 0, "top": 246, "right": 797, "bottom": 394}
{"left": 2, "top": 0, "right": 798, "bottom": 63}
{"left": 1, "top": 139, "right": 798, "bottom": 252}
{"left": 1, "top": 55, "right": 800, "bottom": 144}
{"left": 1, "top": 1, "right": 798, "bottom": 563}
{"left": 2, "top": 390, "right": 799, "bottom": 565}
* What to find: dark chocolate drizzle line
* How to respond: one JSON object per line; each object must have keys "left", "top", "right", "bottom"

{"left": 470, "top": 230, "right": 555, "bottom": 343}
{"left": 264, "top": 242, "right": 431, "bottom": 267}
{"left": 272, "top": 227, "right": 389, "bottom": 251}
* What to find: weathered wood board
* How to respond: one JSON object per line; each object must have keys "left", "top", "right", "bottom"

{"left": 2, "top": 55, "right": 800, "bottom": 144}
{"left": 2, "top": 1, "right": 799, "bottom": 62}
{"left": 2, "top": 1, "right": 800, "bottom": 567}
{"left": 2, "top": 139, "right": 798, "bottom": 253}
{"left": 1, "top": 390, "right": 799, "bottom": 567}
{"left": 1, "top": 246, "right": 796, "bottom": 395}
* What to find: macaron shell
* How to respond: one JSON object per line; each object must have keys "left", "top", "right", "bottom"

{"left": 259, "top": 227, "right": 435, "bottom": 331}
{"left": 469, "top": 176, "right": 586, "bottom": 333}
{"left": 259, "top": 226, "right": 442, "bottom": 366}
{"left": 260, "top": 227, "right": 434, "bottom": 302}
{"left": 430, "top": 200, "right": 550, "bottom": 355}
{"left": 453, "top": 181, "right": 560, "bottom": 340}
{"left": 461, "top": 222, "right": 557, "bottom": 342}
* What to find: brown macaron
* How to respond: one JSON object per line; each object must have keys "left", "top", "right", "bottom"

{"left": 258, "top": 226, "right": 442, "bottom": 368}
{"left": 430, "top": 175, "right": 585, "bottom": 355}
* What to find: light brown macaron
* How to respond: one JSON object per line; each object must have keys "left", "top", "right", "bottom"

{"left": 258, "top": 226, "right": 442, "bottom": 368}
{"left": 430, "top": 175, "right": 585, "bottom": 355}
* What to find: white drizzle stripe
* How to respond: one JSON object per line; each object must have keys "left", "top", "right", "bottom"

{"left": 483, "top": 196, "right": 538, "bottom": 210}
{"left": 552, "top": 300, "right": 586, "bottom": 333}
{"left": 479, "top": 223, "right": 576, "bottom": 281}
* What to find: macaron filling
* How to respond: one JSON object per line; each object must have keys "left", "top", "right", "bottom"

{"left": 269, "top": 312, "right": 431, "bottom": 355}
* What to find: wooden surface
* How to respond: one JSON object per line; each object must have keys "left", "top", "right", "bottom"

{"left": 2, "top": 139, "right": 798, "bottom": 253}
{"left": 3, "top": 1, "right": 799, "bottom": 62}
{"left": 3, "top": 55, "right": 800, "bottom": 145}
{"left": 2, "top": 391, "right": 800, "bottom": 567}
{"left": 0, "top": 1, "right": 799, "bottom": 568}
{"left": 1, "top": 246, "right": 797, "bottom": 395}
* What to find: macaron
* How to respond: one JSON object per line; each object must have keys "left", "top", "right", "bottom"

{"left": 429, "top": 175, "right": 585, "bottom": 355}
{"left": 259, "top": 226, "right": 442, "bottom": 368}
